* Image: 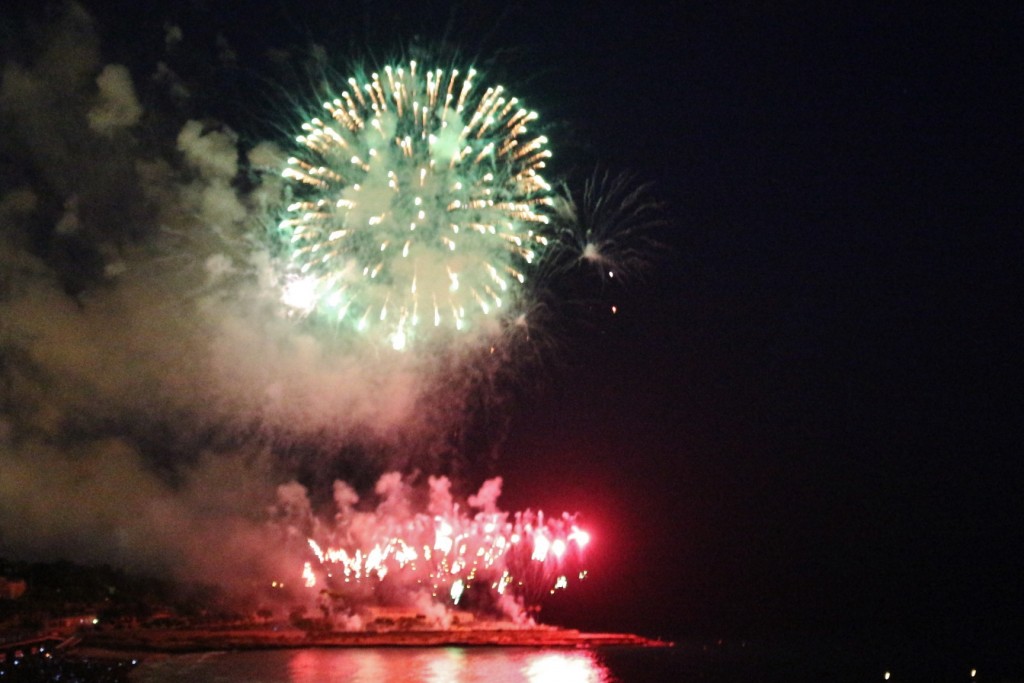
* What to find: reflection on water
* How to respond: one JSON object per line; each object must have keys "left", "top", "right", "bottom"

{"left": 135, "top": 647, "right": 615, "bottom": 683}
{"left": 524, "top": 652, "right": 612, "bottom": 683}
{"left": 282, "top": 648, "right": 614, "bottom": 683}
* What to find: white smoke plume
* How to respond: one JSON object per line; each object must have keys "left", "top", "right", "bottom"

{"left": 0, "top": 3, "right": 482, "bottom": 587}
{"left": 87, "top": 64, "right": 143, "bottom": 136}
{"left": 0, "top": 5, "right": 623, "bottom": 614}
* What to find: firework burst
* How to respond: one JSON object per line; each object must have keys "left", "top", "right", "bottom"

{"left": 553, "top": 170, "right": 665, "bottom": 284}
{"left": 276, "top": 473, "right": 590, "bottom": 623}
{"left": 278, "top": 61, "right": 555, "bottom": 350}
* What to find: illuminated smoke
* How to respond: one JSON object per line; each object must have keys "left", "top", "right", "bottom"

{"left": 0, "top": 7, "right": 649, "bottom": 625}
{"left": 271, "top": 473, "right": 590, "bottom": 624}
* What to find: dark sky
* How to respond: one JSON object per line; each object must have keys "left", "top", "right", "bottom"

{"left": 502, "top": 1, "right": 1023, "bottom": 666}
{"left": 3, "top": 0, "right": 1022, "bottom": 672}
{"left": 512, "top": 2, "right": 1021, "bottom": 669}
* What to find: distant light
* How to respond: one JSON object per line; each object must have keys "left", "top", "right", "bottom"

{"left": 884, "top": 673, "right": 890, "bottom": 681}
{"left": 611, "top": 305, "right": 618, "bottom": 314}
{"left": 971, "top": 670, "right": 977, "bottom": 678}
{"left": 92, "top": 618, "right": 99, "bottom": 625}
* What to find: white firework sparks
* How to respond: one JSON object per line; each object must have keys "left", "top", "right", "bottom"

{"left": 278, "top": 60, "right": 555, "bottom": 350}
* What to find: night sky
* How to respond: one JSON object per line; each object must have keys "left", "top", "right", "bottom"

{"left": 2, "top": 0, "right": 1022, "bottom": 674}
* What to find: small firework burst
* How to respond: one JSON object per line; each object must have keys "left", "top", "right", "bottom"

{"left": 554, "top": 170, "right": 665, "bottom": 284}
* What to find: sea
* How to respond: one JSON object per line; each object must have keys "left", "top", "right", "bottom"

{"left": 124, "top": 642, "right": 937, "bottom": 683}
{"left": 125, "top": 638, "right": 1022, "bottom": 682}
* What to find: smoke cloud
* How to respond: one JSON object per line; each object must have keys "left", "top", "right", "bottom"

{"left": 0, "top": 3, "right": 494, "bottom": 586}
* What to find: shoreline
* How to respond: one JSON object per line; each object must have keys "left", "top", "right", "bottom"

{"left": 81, "top": 626, "right": 673, "bottom": 654}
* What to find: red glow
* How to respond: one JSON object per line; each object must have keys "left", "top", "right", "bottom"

{"left": 294, "top": 474, "right": 592, "bottom": 617}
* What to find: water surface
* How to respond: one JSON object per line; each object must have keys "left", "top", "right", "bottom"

{"left": 132, "top": 647, "right": 624, "bottom": 683}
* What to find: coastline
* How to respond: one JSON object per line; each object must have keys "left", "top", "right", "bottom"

{"left": 81, "top": 626, "right": 673, "bottom": 654}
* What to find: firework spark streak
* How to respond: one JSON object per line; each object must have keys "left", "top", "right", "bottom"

{"left": 278, "top": 61, "right": 555, "bottom": 350}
